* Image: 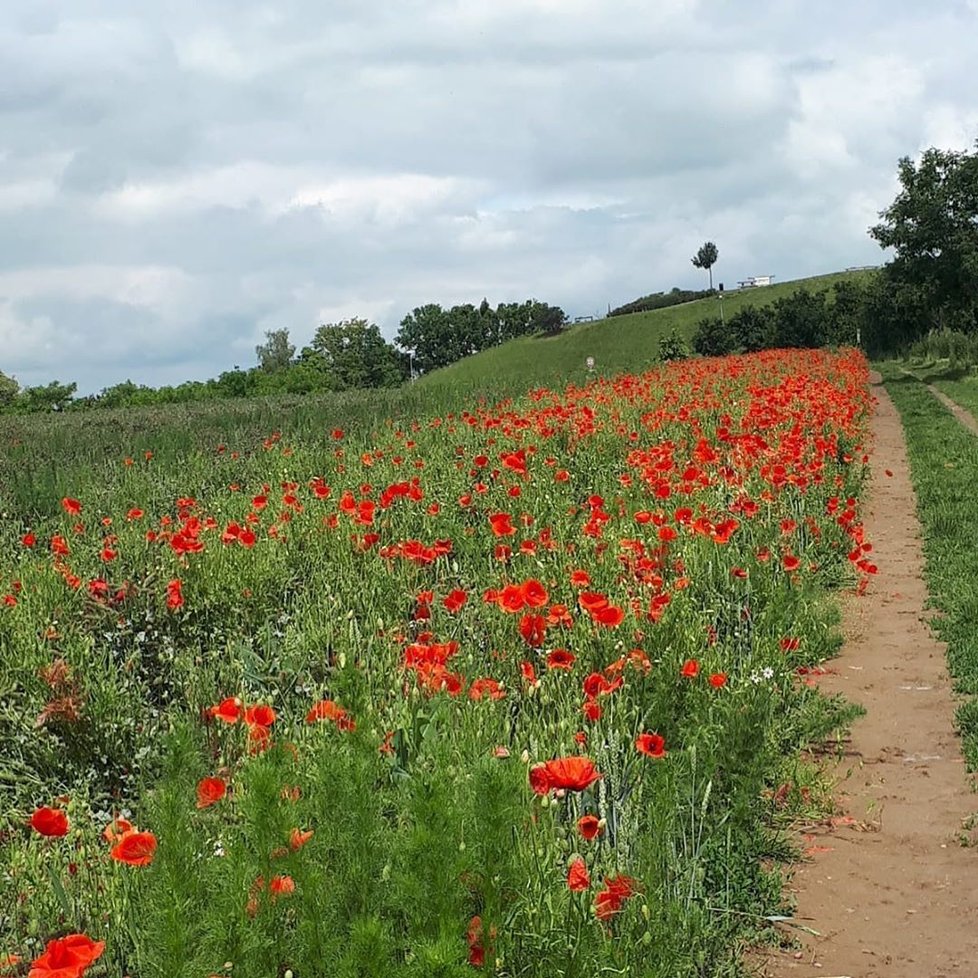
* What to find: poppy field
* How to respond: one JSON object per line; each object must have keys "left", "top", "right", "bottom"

{"left": 0, "top": 348, "right": 875, "bottom": 977}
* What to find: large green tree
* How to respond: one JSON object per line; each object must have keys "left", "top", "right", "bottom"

{"left": 0, "top": 370, "right": 18, "bottom": 409}
{"left": 691, "top": 241, "right": 719, "bottom": 291}
{"left": 870, "top": 143, "right": 978, "bottom": 333}
{"left": 301, "top": 318, "right": 404, "bottom": 389}
{"left": 255, "top": 328, "right": 295, "bottom": 371}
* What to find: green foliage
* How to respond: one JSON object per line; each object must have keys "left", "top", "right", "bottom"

{"left": 729, "top": 305, "right": 774, "bottom": 353}
{"left": 871, "top": 143, "right": 978, "bottom": 337}
{"left": 301, "top": 318, "right": 406, "bottom": 390}
{"left": 691, "top": 316, "right": 734, "bottom": 357}
{"left": 0, "top": 370, "right": 19, "bottom": 407}
{"left": 15, "top": 380, "right": 77, "bottom": 413}
{"left": 396, "top": 299, "right": 567, "bottom": 374}
{"left": 657, "top": 328, "right": 689, "bottom": 362}
{"left": 255, "top": 328, "right": 296, "bottom": 372}
{"left": 609, "top": 287, "right": 713, "bottom": 319}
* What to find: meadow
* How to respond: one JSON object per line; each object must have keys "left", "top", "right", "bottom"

{"left": 0, "top": 341, "right": 874, "bottom": 977}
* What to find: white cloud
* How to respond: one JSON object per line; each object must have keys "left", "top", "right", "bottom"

{"left": 0, "top": 0, "right": 974, "bottom": 392}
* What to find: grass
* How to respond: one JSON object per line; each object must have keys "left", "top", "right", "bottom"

{"left": 881, "top": 363, "right": 978, "bottom": 766}
{"left": 419, "top": 270, "right": 872, "bottom": 397}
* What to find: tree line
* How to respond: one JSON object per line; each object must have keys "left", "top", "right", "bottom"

{"left": 0, "top": 297, "right": 567, "bottom": 413}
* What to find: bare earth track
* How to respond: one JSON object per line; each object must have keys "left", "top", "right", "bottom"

{"left": 759, "top": 375, "right": 978, "bottom": 978}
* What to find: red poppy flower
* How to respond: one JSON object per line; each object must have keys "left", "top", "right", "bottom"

{"left": 593, "top": 605, "right": 624, "bottom": 628}
{"left": 244, "top": 704, "right": 276, "bottom": 728}
{"left": 709, "top": 672, "right": 728, "bottom": 688}
{"left": 30, "top": 807, "right": 68, "bottom": 838}
{"left": 521, "top": 578, "right": 549, "bottom": 608}
{"left": 289, "top": 828, "right": 314, "bottom": 851}
{"left": 110, "top": 830, "right": 157, "bottom": 866}
{"left": 102, "top": 817, "right": 133, "bottom": 844}
{"left": 570, "top": 569, "right": 590, "bottom": 588}
{"left": 442, "top": 589, "right": 468, "bottom": 613}
{"left": 577, "top": 814, "right": 603, "bottom": 840}
{"left": 635, "top": 732, "right": 666, "bottom": 758}
{"left": 530, "top": 756, "right": 601, "bottom": 794}
{"left": 269, "top": 875, "right": 295, "bottom": 896}
{"left": 567, "top": 857, "right": 590, "bottom": 892}
{"left": 782, "top": 554, "right": 801, "bottom": 573}
{"left": 208, "top": 696, "right": 242, "bottom": 724}
{"left": 546, "top": 649, "right": 576, "bottom": 671}
{"left": 28, "top": 933, "right": 104, "bottom": 978}
{"left": 519, "top": 614, "right": 547, "bottom": 647}
{"left": 61, "top": 497, "right": 82, "bottom": 516}
{"left": 578, "top": 592, "right": 609, "bottom": 613}
{"left": 196, "top": 777, "right": 227, "bottom": 809}
{"left": 489, "top": 512, "right": 515, "bottom": 537}
{"left": 165, "top": 579, "right": 184, "bottom": 611}
{"left": 680, "top": 659, "right": 700, "bottom": 679}
{"left": 595, "top": 874, "right": 639, "bottom": 920}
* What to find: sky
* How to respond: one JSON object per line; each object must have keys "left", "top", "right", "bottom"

{"left": 2, "top": 0, "right": 977, "bottom": 395}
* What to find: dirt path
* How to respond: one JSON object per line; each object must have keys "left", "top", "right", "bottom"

{"left": 758, "top": 376, "right": 978, "bottom": 978}
{"left": 898, "top": 367, "right": 978, "bottom": 436}
{"left": 926, "top": 385, "right": 978, "bottom": 436}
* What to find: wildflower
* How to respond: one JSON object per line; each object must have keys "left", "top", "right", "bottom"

{"left": 546, "top": 649, "right": 576, "bottom": 671}
{"left": 567, "top": 858, "right": 590, "bottom": 891}
{"left": 289, "top": 828, "right": 314, "bottom": 851}
{"left": 110, "top": 830, "right": 157, "bottom": 866}
{"left": 680, "top": 659, "right": 700, "bottom": 679}
{"left": 27, "top": 933, "right": 104, "bottom": 978}
{"left": 577, "top": 814, "right": 603, "bottom": 840}
{"left": 635, "top": 733, "right": 666, "bottom": 758}
{"left": 595, "top": 874, "right": 639, "bottom": 920}
{"left": 102, "top": 817, "right": 133, "bottom": 844}
{"left": 61, "top": 497, "right": 82, "bottom": 516}
{"left": 30, "top": 807, "right": 69, "bottom": 838}
{"left": 529, "top": 756, "right": 601, "bottom": 794}
{"left": 208, "top": 697, "right": 243, "bottom": 724}
{"left": 196, "top": 777, "right": 227, "bottom": 809}
{"left": 709, "top": 672, "right": 728, "bottom": 688}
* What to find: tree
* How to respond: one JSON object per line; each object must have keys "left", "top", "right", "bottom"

{"left": 870, "top": 143, "right": 978, "bottom": 334}
{"left": 396, "top": 304, "right": 454, "bottom": 374}
{"left": 0, "top": 370, "right": 18, "bottom": 409}
{"left": 529, "top": 300, "right": 568, "bottom": 336}
{"left": 255, "top": 328, "right": 295, "bottom": 371}
{"left": 17, "top": 380, "right": 77, "bottom": 413}
{"left": 691, "top": 241, "right": 719, "bottom": 291}
{"left": 301, "top": 318, "right": 404, "bottom": 389}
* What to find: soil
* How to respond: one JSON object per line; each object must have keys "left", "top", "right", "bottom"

{"left": 756, "top": 374, "right": 978, "bottom": 978}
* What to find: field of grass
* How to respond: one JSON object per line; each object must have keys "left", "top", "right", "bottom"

{"left": 1, "top": 348, "right": 871, "bottom": 977}
{"left": 882, "top": 365, "right": 978, "bottom": 766}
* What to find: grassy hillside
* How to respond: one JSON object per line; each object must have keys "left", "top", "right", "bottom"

{"left": 419, "top": 269, "right": 874, "bottom": 397}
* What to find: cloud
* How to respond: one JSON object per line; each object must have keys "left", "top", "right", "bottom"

{"left": 0, "top": 0, "right": 974, "bottom": 393}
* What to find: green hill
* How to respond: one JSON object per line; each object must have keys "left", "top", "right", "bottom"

{"left": 417, "top": 269, "right": 874, "bottom": 398}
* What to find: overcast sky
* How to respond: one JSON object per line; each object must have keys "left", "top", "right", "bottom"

{"left": 2, "top": 0, "right": 977, "bottom": 394}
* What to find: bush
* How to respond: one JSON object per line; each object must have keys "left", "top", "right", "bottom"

{"left": 692, "top": 316, "right": 736, "bottom": 357}
{"left": 657, "top": 329, "right": 690, "bottom": 362}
